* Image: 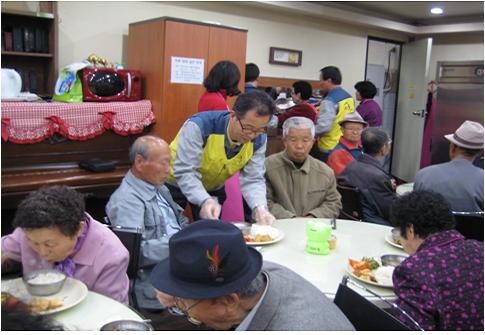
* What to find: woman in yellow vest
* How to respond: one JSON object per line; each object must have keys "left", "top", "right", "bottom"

{"left": 166, "top": 90, "right": 276, "bottom": 225}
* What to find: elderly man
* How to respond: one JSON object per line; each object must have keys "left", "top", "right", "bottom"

{"left": 106, "top": 135, "right": 189, "bottom": 311}
{"left": 338, "top": 127, "right": 396, "bottom": 225}
{"left": 166, "top": 90, "right": 276, "bottom": 225}
{"left": 265, "top": 117, "right": 341, "bottom": 219}
{"left": 327, "top": 112, "right": 367, "bottom": 176}
{"left": 312, "top": 66, "right": 355, "bottom": 161}
{"left": 414, "top": 120, "right": 484, "bottom": 212}
{"left": 149, "top": 220, "right": 355, "bottom": 331}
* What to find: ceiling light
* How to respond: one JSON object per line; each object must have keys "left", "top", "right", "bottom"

{"left": 430, "top": 7, "right": 444, "bottom": 15}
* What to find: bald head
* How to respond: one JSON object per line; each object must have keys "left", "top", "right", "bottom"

{"left": 130, "top": 135, "right": 171, "bottom": 185}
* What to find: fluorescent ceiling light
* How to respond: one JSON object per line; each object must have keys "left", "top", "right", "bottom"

{"left": 430, "top": 7, "right": 444, "bottom": 15}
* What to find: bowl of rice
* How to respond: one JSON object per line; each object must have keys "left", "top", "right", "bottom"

{"left": 23, "top": 269, "right": 66, "bottom": 296}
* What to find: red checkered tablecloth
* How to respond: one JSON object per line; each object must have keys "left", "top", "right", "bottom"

{"left": 1, "top": 100, "right": 155, "bottom": 144}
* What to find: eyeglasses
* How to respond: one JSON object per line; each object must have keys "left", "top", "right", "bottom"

{"left": 238, "top": 118, "right": 268, "bottom": 135}
{"left": 343, "top": 127, "right": 363, "bottom": 133}
{"left": 170, "top": 297, "right": 203, "bottom": 325}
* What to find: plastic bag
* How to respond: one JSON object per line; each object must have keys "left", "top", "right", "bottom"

{"left": 53, "top": 61, "right": 90, "bottom": 103}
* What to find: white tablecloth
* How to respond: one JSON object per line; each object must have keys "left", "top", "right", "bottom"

{"left": 260, "top": 218, "right": 407, "bottom": 300}
{"left": 53, "top": 291, "right": 143, "bottom": 330}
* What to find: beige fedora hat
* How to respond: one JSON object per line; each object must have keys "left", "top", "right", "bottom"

{"left": 338, "top": 112, "right": 368, "bottom": 126}
{"left": 444, "top": 120, "right": 484, "bottom": 149}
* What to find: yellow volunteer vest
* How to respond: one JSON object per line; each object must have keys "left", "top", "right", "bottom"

{"left": 318, "top": 97, "right": 355, "bottom": 151}
{"left": 168, "top": 131, "right": 254, "bottom": 191}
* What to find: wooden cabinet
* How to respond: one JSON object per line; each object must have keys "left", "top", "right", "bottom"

{"left": 128, "top": 17, "right": 247, "bottom": 141}
{"left": 1, "top": 2, "right": 58, "bottom": 97}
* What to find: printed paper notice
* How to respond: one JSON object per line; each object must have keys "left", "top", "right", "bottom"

{"left": 171, "top": 57, "right": 205, "bottom": 84}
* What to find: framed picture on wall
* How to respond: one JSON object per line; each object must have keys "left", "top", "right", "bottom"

{"left": 269, "top": 47, "right": 302, "bottom": 66}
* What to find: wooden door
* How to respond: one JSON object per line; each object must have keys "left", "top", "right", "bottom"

{"left": 208, "top": 26, "right": 247, "bottom": 108}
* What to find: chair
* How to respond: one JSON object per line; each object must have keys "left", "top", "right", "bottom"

{"left": 337, "top": 184, "right": 363, "bottom": 221}
{"left": 452, "top": 211, "right": 484, "bottom": 242}
{"left": 334, "top": 276, "right": 422, "bottom": 331}
{"left": 104, "top": 217, "right": 142, "bottom": 309}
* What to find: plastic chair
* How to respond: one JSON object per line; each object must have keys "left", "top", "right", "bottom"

{"left": 337, "top": 184, "right": 363, "bottom": 221}
{"left": 104, "top": 217, "right": 142, "bottom": 309}
{"left": 334, "top": 276, "right": 423, "bottom": 331}
{"left": 452, "top": 211, "right": 484, "bottom": 242}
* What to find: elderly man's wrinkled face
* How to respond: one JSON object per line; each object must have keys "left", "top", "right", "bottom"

{"left": 284, "top": 127, "right": 315, "bottom": 163}
{"left": 341, "top": 122, "right": 364, "bottom": 145}
{"left": 172, "top": 297, "right": 237, "bottom": 330}
{"left": 137, "top": 142, "right": 171, "bottom": 186}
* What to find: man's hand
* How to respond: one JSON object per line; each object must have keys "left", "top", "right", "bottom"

{"left": 253, "top": 206, "right": 276, "bottom": 226}
{"left": 199, "top": 197, "right": 221, "bottom": 220}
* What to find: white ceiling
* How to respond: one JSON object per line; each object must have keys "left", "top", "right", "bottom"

{"left": 327, "top": 1, "right": 484, "bottom": 25}
{"left": 251, "top": 1, "right": 484, "bottom": 35}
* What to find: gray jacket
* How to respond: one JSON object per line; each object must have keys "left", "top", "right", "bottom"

{"left": 248, "top": 261, "right": 355, "bottom": 330}
{"left": 106, "top": 170, "right": 189, "bottom": 309}
{"left": 414, "top": 158, "right": 484, "bottom": 212}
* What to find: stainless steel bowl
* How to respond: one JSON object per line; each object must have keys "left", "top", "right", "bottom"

{"left": 23, "top": 269, "right": 66, "bottom": 296}
{"left": 232, "top": 222, "right": 251, "bottom": 235}
{"left": 100, "top": 320, "right": 153, "bottom": 331}
{"left": 381, "top": 254, "right": 407, "bottom": 267}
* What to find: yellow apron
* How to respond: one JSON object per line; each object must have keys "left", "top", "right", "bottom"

{"left": 318, "top": 97, "right": 355, "bottom": 151}
{"left": 168, "top": 132, "right": 253, "bottom": 191}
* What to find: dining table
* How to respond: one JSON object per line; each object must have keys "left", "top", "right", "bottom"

{"left": 396, "top": 182, "right": 414, "bottom": 196}
{"left": 1, "top": 276, "right": 144, "bottom": 331}
{"left": 259, "top": 218, "right": 407, "bottom": 304}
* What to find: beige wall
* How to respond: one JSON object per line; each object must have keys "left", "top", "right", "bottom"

{"left": 3, "top": 1, "right": 483, "bottom": 93}
{"left": 55, "top": 1, "right": 410, "bottom": 94}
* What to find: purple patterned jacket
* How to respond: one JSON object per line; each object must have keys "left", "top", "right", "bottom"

{"left": 393, "top": 229, "right": 484, "bottom": 330}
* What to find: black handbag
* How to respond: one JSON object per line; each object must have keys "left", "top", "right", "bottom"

{"left": 78, "top": 159, "right": 116, "bottom": 173}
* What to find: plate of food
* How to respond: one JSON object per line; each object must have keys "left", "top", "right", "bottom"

{"left": 1, "top": 276, "right": 88, "bottom": 315}
{"left": 385, "top": 228, "right": 404, "bottom": 250}
{"left": 241, "top": 224, "right": 284, "bottom": 246}
{"left": 347, "top": 257, "right": 396, "bottom": 288}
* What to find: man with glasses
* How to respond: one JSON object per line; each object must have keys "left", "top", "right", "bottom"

{"left": 149, "top": 220, "right": 355, "bottom": 330}
{"left": 327, "top": 112, "right": 367, "bottom": 176}
{"left": 338, "top": 127, "right": 397, "bottom": 225}
{"left": 166, "top": 90, "right": 276, "bottom": 225}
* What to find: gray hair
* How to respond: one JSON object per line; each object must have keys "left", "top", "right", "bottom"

{"left": 235, "top": 272, "right": 264, "bottom": 298}
{"left": 128, "top": 135, "right": 166, "bottom": 163}
{"left": 361, "top": 127, "right": 389, "bottom": 156}
{"left": 282, "top": 117, "right": 315, "bottom": 138}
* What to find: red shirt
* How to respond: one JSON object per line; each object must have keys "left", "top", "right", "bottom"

{"left": 327, "top": 137, "right": 362, "bottom": 177}
{"left": 198, "top": 90, "right": 229, "bottom": 112}
{"left": 277, "top": 102, "right": 318, "bottom": 127}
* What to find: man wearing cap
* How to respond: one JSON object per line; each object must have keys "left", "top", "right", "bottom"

{"left": 149, "top": 220, "right": 355, "bottom": 331}
{"left": 327, "top": 112, "right": 367, "bottom": 177}
{"left": 265, "top": 117, "right": 341, "bottom": 219}
{"left": 414, "top": 120, "right": 484, "bottom": 212}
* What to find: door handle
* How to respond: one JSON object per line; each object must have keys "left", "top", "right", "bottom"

{"left": 412, "top": 109, "right": 427, "bottom": 117}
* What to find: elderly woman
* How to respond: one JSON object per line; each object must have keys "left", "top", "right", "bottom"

{"left": 390, "top": 190, "right": 483, "bottom": 330}
{"left": 1, "top": 186, "right": 129, "bottom": 304}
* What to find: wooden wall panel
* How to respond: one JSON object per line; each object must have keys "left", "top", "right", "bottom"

{"left": 258, "top": 76, "right": 321, "bottom": 91}
{"left": 161, "top": 20, "right": 210, "bottom": 142}
{"left": 208, "top": 27, "right": 247, "bottom": 108}
{"left": 128, "top": 20, "right": 165, "bottom": 137}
